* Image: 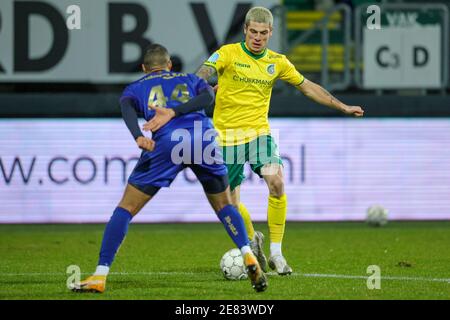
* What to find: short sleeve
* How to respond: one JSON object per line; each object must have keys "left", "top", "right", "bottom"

{"left": 278, "top": 56, "right": 304, "bottom": 86}
{"left": 203, "top": 46, "right": 227, "bottom": 74}
{"left": 191, "top": 74, "right": 210, "bottom": 95}
{"left": 119, "top": 84, "right": 139, "bottom": 105}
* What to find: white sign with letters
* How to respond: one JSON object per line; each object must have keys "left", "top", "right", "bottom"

{"left": 363, "top": 25, "right": 442, "bottom": 88}
{"left": 0, "top": 0, "right": 280, "bottom": 82}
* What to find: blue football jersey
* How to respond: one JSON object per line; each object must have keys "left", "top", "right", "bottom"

{"left": 122, "top": 71, "right": 227, "bottom": 189}
{"left": 120, "top": 71, "right": 212, "bottom": 138}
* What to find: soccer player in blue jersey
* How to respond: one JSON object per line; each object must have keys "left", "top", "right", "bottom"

{"left": 71, "top": 44, "right": 267, "bottom": 293}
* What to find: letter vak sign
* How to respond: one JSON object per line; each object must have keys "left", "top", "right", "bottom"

{"left": 0, "top": 0, "right": 279, "bottom": 82}
{"left": 363, "top": 24, "right": 442, "bottom": 88}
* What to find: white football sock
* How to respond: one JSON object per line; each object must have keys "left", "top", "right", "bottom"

{"left": 240, "top": 245, "right": 252, "bottom": 256}
{"left": 94, "top": 265, "right": 110, "bottom": 276}
{"left": 270, "top": 242, "right": 282, "bottom": 257}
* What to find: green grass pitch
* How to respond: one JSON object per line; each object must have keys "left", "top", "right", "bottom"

{"left": 0, "top": 221, "right": 449, "bottom": 300}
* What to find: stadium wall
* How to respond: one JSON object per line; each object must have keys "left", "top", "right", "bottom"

{"left": 1, "top": 118, "right": 449, "bottom": 223}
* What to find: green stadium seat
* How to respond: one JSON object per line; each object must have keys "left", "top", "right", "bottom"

{"left": 288, "top": 44, "right": 345, "bottom": 72}
{"left": 285, "top": 8, "right": 345, "bottom": 73}
{"left": 286, "top": 11, "right": 342, "bottom": 30}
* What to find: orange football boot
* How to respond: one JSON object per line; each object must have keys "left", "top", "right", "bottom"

{"left": 244, "top": 252, "right": 268, "bottom": 292}
{"left": 70, "top": 275, "right": 106, "bottom": 293}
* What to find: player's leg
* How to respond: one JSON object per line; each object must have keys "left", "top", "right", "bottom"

{"left": 231, "top": 185, "right": 268, "bottom": 272}
{"left": 97, "top": 183, "right": 156, "bottom": 270}
{"left": 71, "top": 183, "right": 155, "bottom": 293}
{"left": 200, "top": 178, "right": 250, "bottom": 251}
{"left": 191, "top": 162, "right": 267, "bottom": 292}
{"left": 251, "top": 135, "right": 292, "bottom": 275}
{"left": 191, "top": 163, "right": 249, "bottom": 251}
{"left": 223, "top": 144, "right": 256, "bottom": 241}
{"left": 232, "top": 191, "right": 266, "bottom": 271}
{"left": 72, "top": 146, "right": 178, "bottom": 293}
{"left": 226, "top": 142, "right": 268, "bottom": 272}
{"left": 261, "top": 163, "right": 292, "bottom": 275}
{"left": 230, "top": 185, "right": 255, "bottom": 241}
{"left": 206, "top": 187, "right": 267, "bottom": 292}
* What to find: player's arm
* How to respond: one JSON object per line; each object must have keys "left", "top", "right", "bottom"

{"left": 120, "top": 97, "right": 155, "bottom": 151}
{"left": 173, "top": 85, "right": 215, "bottom": 116}
{"left": 296, "top": 79, "right": 364, "bottom": 117}
{"left": 142, "top": 86, "right": 215, "bottom": 132}
{"left": 195, "top": 65, "right": 217, "bottom": 82}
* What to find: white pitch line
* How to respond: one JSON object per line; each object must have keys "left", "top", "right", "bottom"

{"left": 299, "top": 273, "right": 450, "bottom": 283}
{"left": 0, "top": 271, "right": 449, "bottom": 284}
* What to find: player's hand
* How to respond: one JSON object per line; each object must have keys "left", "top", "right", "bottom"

{"left": 343, "top": 105, "right": 364, "bottom": 117}
{"left": 213, "top": 85, "right": 219, "bottom": 92}
{"left": 143, "top": 104, "right": 176, "bottom": 132}
{"left": 136, "top": 136, "right": 155, "bottom": 151}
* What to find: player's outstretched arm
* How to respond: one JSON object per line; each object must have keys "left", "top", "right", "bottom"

{"left": 296, "top": 78, "right": 364, "bottom": 117}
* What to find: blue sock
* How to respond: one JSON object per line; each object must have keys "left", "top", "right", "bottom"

{"left": 98, "top": 207, "right": 133, "bottom": 267}
{"left": 217, "top": 205, "right": 250, "bottom": 249}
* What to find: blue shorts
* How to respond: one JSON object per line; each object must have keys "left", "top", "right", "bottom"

{"left": 128, "top": 127, "right": 227, "bottom": 195}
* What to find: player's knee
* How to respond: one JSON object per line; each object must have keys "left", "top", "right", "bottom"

{"left": 229, "top": 190, "right": 240, "bottom": 207}
{"left": 267, "top": 176, "right": 284, "bottom": 197}
{"left": 215, "top": 194, "right": 236, "bottom": 213}
{"left": 230, "top": 196, "right": 240, "bottom": 208}
{"left": 213, "top": 196, "right": 238, "bottom": 213}
{"left": 117, "top": 201, "right": 140, "bottom": 216}
{"left": 214, "top": 201, "right": 234, "bottom": 213}
{"left": 215, "top": 203, "right": 238, "bottom": 214}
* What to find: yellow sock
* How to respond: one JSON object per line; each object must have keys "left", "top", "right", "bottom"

{"left": 267, "top": 194, "right": 287, "bottom": 244}
{"left": 239, "top": 202, "right": 255, "bottom": 241}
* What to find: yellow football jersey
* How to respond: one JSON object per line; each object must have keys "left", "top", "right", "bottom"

{"left": 204, "top": 42, "right": 304, "bottom": 146}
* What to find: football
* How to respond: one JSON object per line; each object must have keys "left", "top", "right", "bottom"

{"left": 366, "top": 205, "right": 388, "bottom": 227}
{"left": 220, "top": 248, "right": 248, "bottom": 280}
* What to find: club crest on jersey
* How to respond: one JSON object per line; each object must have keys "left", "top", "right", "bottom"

{"left": 267, "top": 64, "right": 275, "bottom": 75}
{"left": 207, "top": 52, "right": 219, "bottom": 63}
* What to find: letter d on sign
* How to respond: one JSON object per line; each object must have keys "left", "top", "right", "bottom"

{"left": 367, "top": 265, "right": 381, "bottom": 289}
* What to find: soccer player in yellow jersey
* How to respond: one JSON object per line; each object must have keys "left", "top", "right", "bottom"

{"left": 147, "top": 7, "right": 364, "bottom": 275}
{"left": 194, "top": 6, "right": 364, "bottom": 275}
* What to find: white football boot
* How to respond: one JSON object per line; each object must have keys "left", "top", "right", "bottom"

{"left": 268, "top": 254, "right": 293, "bottom": 275}
{"left": 249, "top": 231, "right": 268, "bottom": 273}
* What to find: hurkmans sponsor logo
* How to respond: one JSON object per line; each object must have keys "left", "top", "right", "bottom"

{"left": 232, "top": 75, "right": 274, "bottom": 86}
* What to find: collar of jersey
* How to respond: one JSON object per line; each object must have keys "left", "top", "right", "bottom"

{"left": 240, "top": 42, "right": 267, "bottom": 60}
{"left": 149, "top": 69, "right": 170, "bottom": 75}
